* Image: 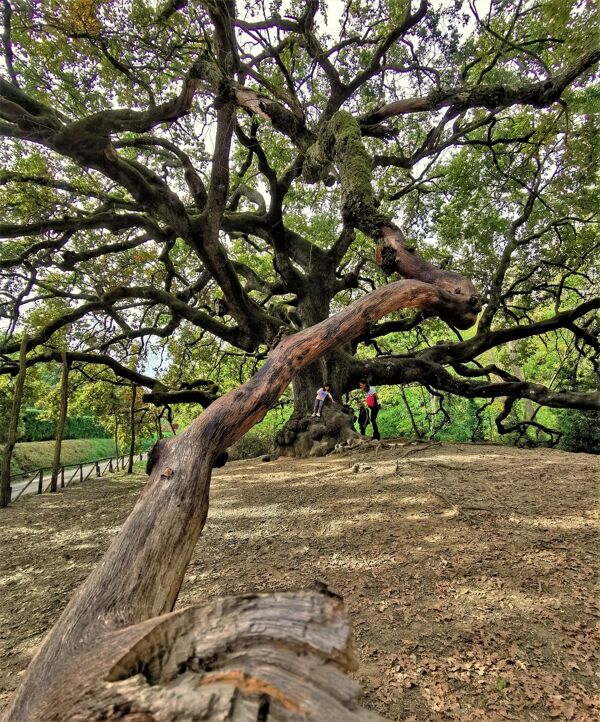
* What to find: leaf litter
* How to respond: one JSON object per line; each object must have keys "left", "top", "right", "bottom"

{"left": 0, "top": 442, "right": 598, "bottom": 721}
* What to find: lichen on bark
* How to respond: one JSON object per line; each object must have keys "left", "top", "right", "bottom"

{"left": 304, "top": 110, "right": 388, "bottom": 238}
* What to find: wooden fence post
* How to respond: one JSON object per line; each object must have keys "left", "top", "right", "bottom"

{"left": 79, "top": 465, "right": 83, "bottom": 484}
{"left": 60, "top": 467, "right": 65, "bottom": 488}
{"left": 95, "top": 462, "right": 100, "bottom": 477}
{"left": 37, "top": 469, "right": 43, "bottom": 495}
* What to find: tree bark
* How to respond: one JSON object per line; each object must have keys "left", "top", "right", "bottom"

{"left": 4, "top": 279, "right": 473, "bottom": 721}
{"left": 127, "top": 384, "right": 136, "bottom": 475}
{"left": 280, "top": 356, "right": 358, "bottom": 457}
{"left": 291, "top": 355, "right": 350, "bottom": 416}
{"left": 50, "top": 352, "right": 69, "bottom": 493}
{"left": 0, "top": 336, "right": 28, "bottom": 508}
{"left": 401, "top": 385, "right": 422, "bottom": 439}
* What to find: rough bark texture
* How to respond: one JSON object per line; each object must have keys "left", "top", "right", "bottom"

{"left": 50, "top": 352, "right": 69, "bottom": 493}
{"left": 276, "top": 404, "right": 359, "bottom": 458}
{"left": 108, "top": 591, "right": 384, "bottom": 722}
{"left": 4, "top": 279, "right": 472, "bottom": 721}
{"left": 280, "top": 349, "right": 358, "bottom": 457}
{"left": 11, "top": 591, "right": 385, "bottom": 722}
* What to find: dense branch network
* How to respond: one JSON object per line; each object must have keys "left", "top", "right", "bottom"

{"left": 0, "top": 0, "right": 598, "bottom": 434}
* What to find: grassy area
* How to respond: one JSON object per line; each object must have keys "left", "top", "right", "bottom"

{"left": 3, "top": 438, "right": 117, "bottom": 476}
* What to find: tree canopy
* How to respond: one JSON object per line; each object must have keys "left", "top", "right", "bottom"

{"left": 0, "top": 0, "right": 598, "bottom": 442}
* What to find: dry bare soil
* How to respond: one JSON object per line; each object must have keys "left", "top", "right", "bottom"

{"left": 0, "top": 442, "right": 598, "bottom": 721}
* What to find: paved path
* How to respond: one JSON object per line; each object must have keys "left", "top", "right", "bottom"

{"left": 10, "top": 455, "right": 146, "bottom": 502}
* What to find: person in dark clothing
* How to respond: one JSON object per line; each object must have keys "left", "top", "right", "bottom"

{"left": 359, "top": 378, "right": 381, "bottom": 441}
{"left": 357, "top": 401, "right": 370, "bottom": 436}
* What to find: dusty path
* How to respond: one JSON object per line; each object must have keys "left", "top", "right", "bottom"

{"left": 0, "top": 443, "right": 598, "bottom": 721}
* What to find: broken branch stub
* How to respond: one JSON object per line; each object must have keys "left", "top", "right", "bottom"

{"left": 30, "top": 592, "right": 387, "bottom": 721}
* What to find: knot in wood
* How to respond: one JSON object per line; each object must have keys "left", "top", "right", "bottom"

{"left": 378, "top": 244, "right": 398, "bottom": 276}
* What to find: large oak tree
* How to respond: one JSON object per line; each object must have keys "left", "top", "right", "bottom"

{"left": 1, "top": 0, "right": 598, "bottom": 439}
{"left": 1, "top": 1, "right": 599, "bottom": 718}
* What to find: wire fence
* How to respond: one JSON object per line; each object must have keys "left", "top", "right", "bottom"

{"left": 9, "top": 452, "right": 146, "bottom": 504}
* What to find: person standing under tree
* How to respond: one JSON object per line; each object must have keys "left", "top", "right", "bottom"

{"left": 359, "top": 379, "right": 381, "bottom": 440}
{"left": 357, "top": 401, "right": 370, "bottom": 436}
{"left": 312, "top": 384, "right": 334, "bottom": 417}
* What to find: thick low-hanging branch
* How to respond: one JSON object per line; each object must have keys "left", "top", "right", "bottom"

{"left": 4, "top": 278, "right": 477, "bottom": 722}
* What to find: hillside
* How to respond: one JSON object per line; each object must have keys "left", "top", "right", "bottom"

{"left": 3, "top": 438, "right": 117, "bottom": 476}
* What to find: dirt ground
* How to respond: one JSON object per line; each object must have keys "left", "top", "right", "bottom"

{"left": 0, "top": 442, "right": 598, "bottom": 721}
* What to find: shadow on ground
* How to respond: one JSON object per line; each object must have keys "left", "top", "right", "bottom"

{"left": 0, "top": 443, "right": 598, "bottom": 721}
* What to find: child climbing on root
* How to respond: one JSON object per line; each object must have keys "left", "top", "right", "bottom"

{"left": 312, "top": 384, "right": 334, "bottom": 417}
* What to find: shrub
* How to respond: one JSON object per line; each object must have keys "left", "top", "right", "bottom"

{"left": 22, "top": 408, "right": 110, "bottom": 441}
{"left": 557, "top": 409, "right": 600, "bottom": 454}
{"left": 228, "top": 422, "right": 277, "bottom": 459}
{"left": 228, "top": 405, "right": 291, "bottom": 459}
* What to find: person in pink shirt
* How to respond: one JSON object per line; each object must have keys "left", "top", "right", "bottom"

{"left": 359, "top": 378, "right": 381, "bottom": 440}
{"left": 312, "top": 384, "right": 334, "bottom": 417}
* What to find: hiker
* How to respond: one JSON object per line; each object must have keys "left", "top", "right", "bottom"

{"left": 357, "top": 400, "right": 369, "bottom": 436}
{"left": 359, "top": 379, "right": 381, "bottom": 440}
{"left": 312, "top": 384, "right": 334, "bottom": 417}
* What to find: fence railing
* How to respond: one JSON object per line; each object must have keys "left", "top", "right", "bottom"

{"left": 9, "top": 452, "right": 146, "bottom": 503}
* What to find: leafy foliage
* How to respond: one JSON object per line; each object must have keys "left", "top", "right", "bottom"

{"left": 0, "top": 0, "right": 597, "bottom": 453}
{"left": 21, "top": 408, "right": 110, "bottom": 442}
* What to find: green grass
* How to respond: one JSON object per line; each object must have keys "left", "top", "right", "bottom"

{"left": 3, "top": 438, "right": 118, "bottom": 476}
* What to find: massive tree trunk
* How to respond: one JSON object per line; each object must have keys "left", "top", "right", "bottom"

{"left": 279, "top": 355, "right": 358, "bottom": 457}
{"left": 4, "top": 279, "right": 476, "bottom": 722}
{"left": 277, "top": 282, "right": 361, "bottom": 457}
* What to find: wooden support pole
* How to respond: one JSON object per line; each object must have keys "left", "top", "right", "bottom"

{"left": 127, "top": 384, "right": 136, "bottom": 475}
{"left": 1, "top": 336, "right": 28, "bottom": 508}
